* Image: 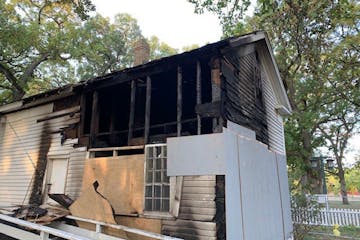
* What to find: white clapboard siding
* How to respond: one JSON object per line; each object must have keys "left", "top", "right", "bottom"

{"left": 262, "top": 67, "right": 286, "bottom": 154}
{"left": 0, "top": 104, "right": 53, "bottom": 207}
{"left": 65, "top": 148, "right": 86, "bottom": 199}
{"left": 163, "top": 175, "right": 217, "bottom": 239}
{"left": 0, "top": 103, "right": 83, "bottom": 207}
{"left": 162, "top": 219, "right": 217, "bottom": 240}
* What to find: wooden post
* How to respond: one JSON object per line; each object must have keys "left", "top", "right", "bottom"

{"left": 177, "top": 66, "right": 182, "bottom": 137}
{"left": 128, "top": 80, "right": 136, "bottom": 145}
{"left": 144, "top": 76, "right": 151, "bottom": 144}
{"left": 211, "top": 58, "right": 222, "bottom": 133}
{"left": 78, "top": 93, "right": 86, "bottom": 137}
{"left": 196, "top": 61, "right": 202, "bottom": 135}
{"left": 90, "top": 90, "right": 99, "bottom": 147}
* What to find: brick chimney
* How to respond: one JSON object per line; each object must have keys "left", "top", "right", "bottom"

{"left": 133, "top": 38, "right": 150, "bottom": 66}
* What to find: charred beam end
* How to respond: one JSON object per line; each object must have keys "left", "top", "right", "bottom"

{"left": 177, "top": 66, "right": 182, "bottom": 137}
{"left": 144, "top": 76, "right": 151, "bottom": 144}
{"left": 196, "top": 61, "right": 202, "bottom": 135}
{"left": 128, "top": 80, "right": 136, "bottom": 145}
{"left": 195, "top": 101, "right": 221, "bottom": 118}
{"left": 90, "top": 91, "right": 99, "bottom": 147}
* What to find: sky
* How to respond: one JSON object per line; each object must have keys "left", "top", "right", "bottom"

{"left": 92, "top": 0, "right": 359, "bottom": 166}
{"left": 92, "top": 0, "right": 222, "bottom": 50}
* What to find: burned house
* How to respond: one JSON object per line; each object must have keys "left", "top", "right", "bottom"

{"left": 0, "top": 31, "right": 293, "bottom": 239}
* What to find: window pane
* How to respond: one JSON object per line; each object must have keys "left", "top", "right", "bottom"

{"left": 154, "top": 185, "right": 161, "bottom": 197}
{"left": 162, "top": 158, "right": 167, "bottom": 169}
{"left": 163, "top": 147, "right": 167, "bottom": 157}
{"left": 154, "top": 199, "right": 161, "bottom": 211}
{"left": 147, "top": 159, "right": 153, "bottom": 170}
{"left": 156, "top": 146, "right": 161, "bottom": 157}
{"left": 156, "top": 158, "right": 161, "bottom": 170}
{"left": 162, "top": 185, "right": 170, "bottom": 198}
{"left": 146, "top": 171, "right": 153, "bottom": 182}
{"left": 155, "top": 171, "right": 162, "bottom": 183}
{"left": 145, "top": 186, "right": 152, "bottom": 197}
{"left": 162, "top": 170, "right": 169, "bottom": 183}
{"left": 145, "top": 199, "right": 152, "bottom": 211}
{"left": 161, "top": 199, "right": 169, "bottom": 211}
{"left": 147, "top": 147, "right": 153, "bottom": 158}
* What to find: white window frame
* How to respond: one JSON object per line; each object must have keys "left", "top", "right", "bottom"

{"left": 142, "top": 144, "right": 182, "bottom": 219}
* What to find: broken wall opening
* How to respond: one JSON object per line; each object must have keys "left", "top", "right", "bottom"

{"left": 81, "top": 55, "right": 216, "bottom": 148}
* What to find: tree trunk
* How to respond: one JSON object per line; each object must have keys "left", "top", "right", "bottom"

{"left": 338, "top": 168, "right": 349, "bottom": 205}
{"left": 300, "top": 128, "right": 321, "bottom": 193}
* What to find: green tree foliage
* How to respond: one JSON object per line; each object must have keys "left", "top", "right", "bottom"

{"left": 0, "top": 0, "right": 85, "bottom": 101}
{"left": 1, "top": 0, "right": 179, "bottom": 104}
{"left": 148, "top": 36, "right": 178, "bottom": 60}
{"left": 188, "top": 0, "right": 360, "bottom": 201}
{"left": 75, "top": 13, "right": 142, "bottom": 80}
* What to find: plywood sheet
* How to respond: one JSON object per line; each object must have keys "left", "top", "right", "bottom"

{"left": 81, "top": 155, "right": 145, "bottom": 215}
{"left": 69, "top": 183, "right": 116, "bottom": 224}
{"left": 115, "top": 216, "right": 161, "bottom": 240}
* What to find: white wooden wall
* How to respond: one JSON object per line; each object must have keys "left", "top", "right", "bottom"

{"left": 0, "top": 104, "right": 53, "bottom": 207}
{"left": 261, "top": 58, "right": 286, "bottom": 155}
{"left": 0, "top": 103, "right": 85, "bottom": 207}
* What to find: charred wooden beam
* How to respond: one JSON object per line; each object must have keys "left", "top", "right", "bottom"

{"left": 144, "top": 76, "right": 152, "bottom": 144}
{"left": 79, "top": 94, "right": 86, "bottom": 137}
{"left": 127, "top": 80, "right": 136, "bottom": 145}
{"left": 90, "top": 91, "right": 99, "bottom": 147}
{"left": 195, "top": 101, "right": 221, "bottom": 118}
{"left": 196, "top": 60, "right": 202, "bottom": 135}
{"left": 177, "top": 66, "right": 182, "bottom": 136}
{"left": 211, "top": 57, "right": 222, "bottom": 133}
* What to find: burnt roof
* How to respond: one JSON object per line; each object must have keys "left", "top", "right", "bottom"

{"left": 1, "top": 31, "right": 271, "bottom": 113}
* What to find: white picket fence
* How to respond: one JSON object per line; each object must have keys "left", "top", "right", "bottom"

{"left": 293, "top": 207, "right": 360, "bottom": 227}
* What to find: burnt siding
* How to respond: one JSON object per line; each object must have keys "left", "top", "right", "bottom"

{"left": 222, "top": 51, "right": 269, "bottom": 145}
{"left": 162, "top": 175, "right": 217, "bottom": 240}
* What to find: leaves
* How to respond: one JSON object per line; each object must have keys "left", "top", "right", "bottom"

{"left": 189, "top": 0, "right": 360, "bottom": 194}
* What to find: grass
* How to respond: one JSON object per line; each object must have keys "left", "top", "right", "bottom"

{"left": 304, "top": 225, "right": 360, "bottom": 239}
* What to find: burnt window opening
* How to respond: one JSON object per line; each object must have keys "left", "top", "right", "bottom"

{"left": 148, "top": 69, "right": 177, "bottom": 140}
{"left": 133, "top": 79, "right": 146, "bottom": 139}
{"left": 82, "top": 56, "right": 222, "bottom": 148}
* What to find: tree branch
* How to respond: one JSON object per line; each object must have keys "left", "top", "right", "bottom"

{"left": 0, "top": 62, "right": 24, "bottom": 94}
{"left": 20, "top": 52, "right": 50, "bottom": 85}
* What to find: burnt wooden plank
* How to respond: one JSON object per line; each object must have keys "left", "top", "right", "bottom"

{"left": 90, "top": 91, "right": 99, "bottom": 147}
{"left": 177, "top": 66, "right": 182, "bottom": 136}
{"left": 127, "top": 80, "right": 136, "bottom": 144}
{"left": 195, "top": 101, "right": 221, "bottom": 118}
{"left": 79, "top": 94, "right": 86, "bottom": 137}
{"left": 196, "top": 61, "right": 202, "bottom": 135}
{"left": 144, "top": 76, "right": 152, "bottom": 144}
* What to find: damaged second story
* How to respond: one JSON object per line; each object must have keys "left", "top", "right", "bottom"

{"left": 0, "top": 31, "right": 293, "bottom": 240}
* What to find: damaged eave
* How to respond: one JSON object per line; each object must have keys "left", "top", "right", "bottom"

{"left": 0, "top": 84, "right": 79, "bottom": 114}
{"left": 83, "top": 41, "right": 226, "bottom": 91}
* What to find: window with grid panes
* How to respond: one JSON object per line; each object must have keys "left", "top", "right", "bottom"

{"left": 144, "top": 145, "right": 170, "bottom": 212}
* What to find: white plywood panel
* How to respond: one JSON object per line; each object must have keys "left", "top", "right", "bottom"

{"left": 276, "top": 154, "right": 294, "bottom": 239}
{"left": 224, "top": 128, "right": 244, "bottom": 240}
{"left": 167, "top": 134, "right": 225, "bottom": 176}
{"left": 237, "top": 137, "right": 284, "bottom": 240}
{"left": 227, "top": 120, "right": 256, "bottom": 139}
